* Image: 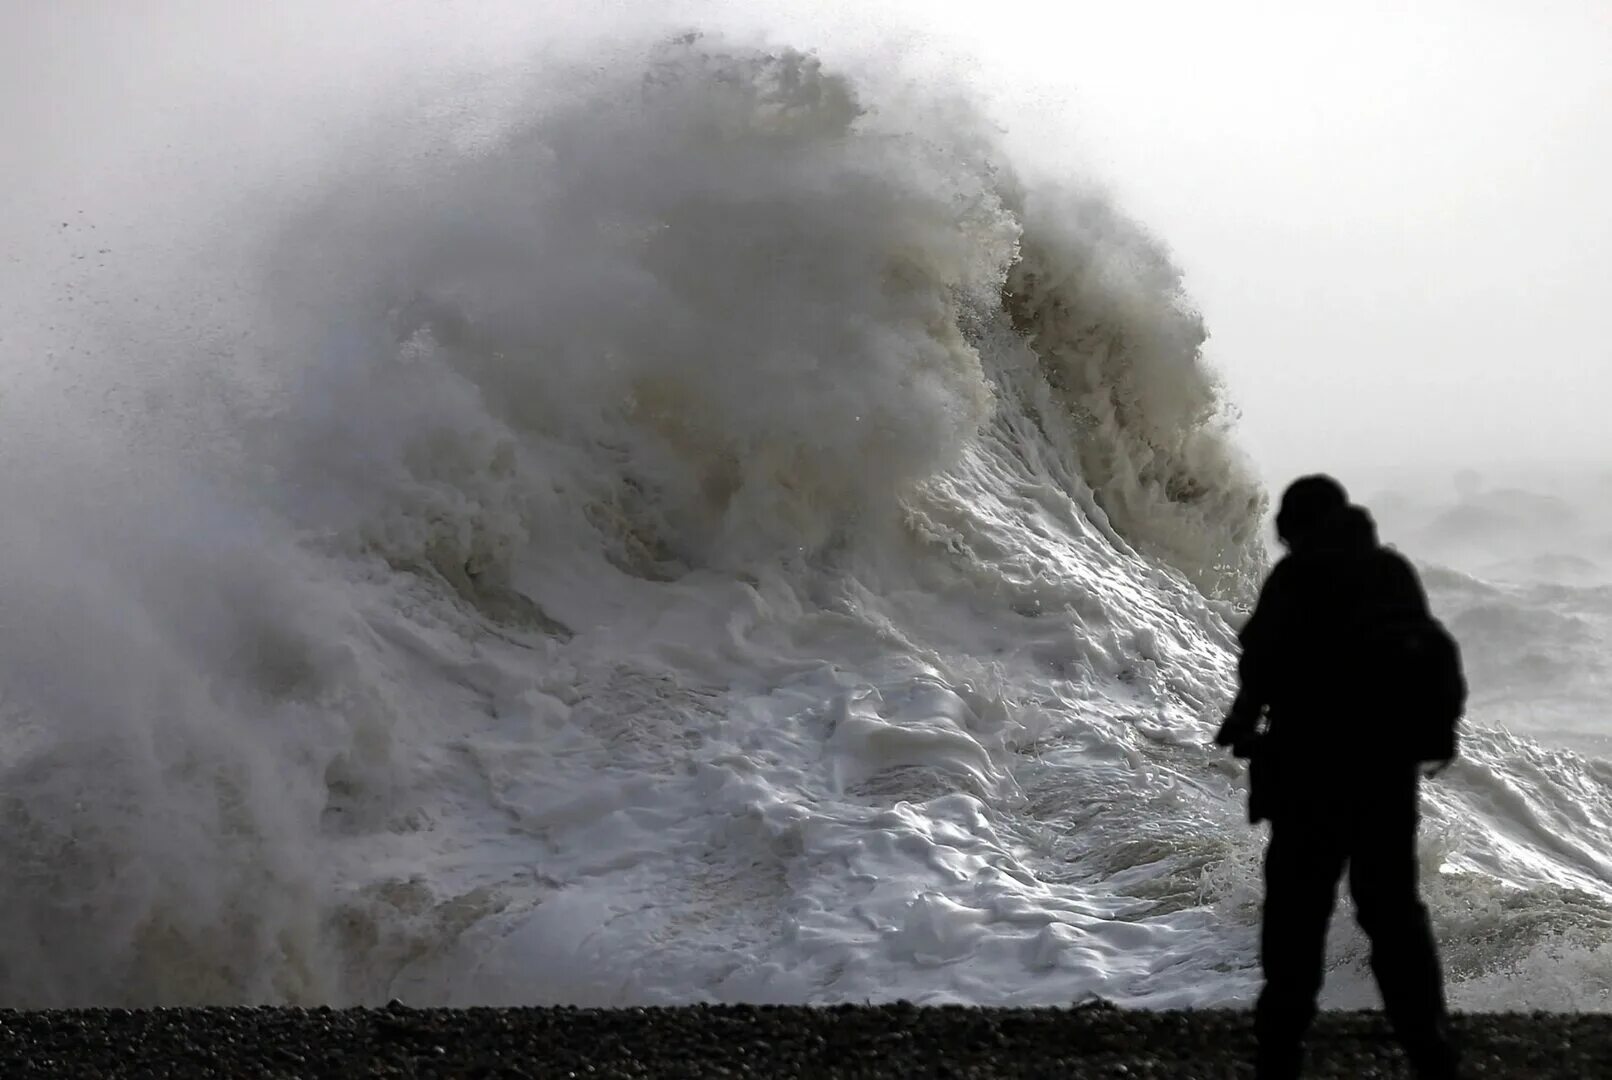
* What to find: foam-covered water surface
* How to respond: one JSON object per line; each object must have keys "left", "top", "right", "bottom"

{"left": 3, "top": 22, "right": 1610, "bottom": 1014}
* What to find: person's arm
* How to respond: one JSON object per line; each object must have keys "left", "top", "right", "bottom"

{"left": 1235, "top": 559, "right": 1294, "bottom": 711}
{"left": 1215, "top": 560, "right": 1293, "bottom": 752}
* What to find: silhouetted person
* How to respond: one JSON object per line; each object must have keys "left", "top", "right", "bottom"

{"left": 1217, "top": 475, "right": 1461, "bottom": 1080}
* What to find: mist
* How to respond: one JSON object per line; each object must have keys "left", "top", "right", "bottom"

{"left": 10, "top": 1, "right": 1610, "bottom": 497}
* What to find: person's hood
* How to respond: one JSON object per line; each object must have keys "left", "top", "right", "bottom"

{"left": 1295, "top": 503, "right": 1378, "bottom": 554}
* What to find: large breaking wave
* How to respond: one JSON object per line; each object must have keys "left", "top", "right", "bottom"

{"left": 3, "top": 32, "right": 1610, "bottom": 1011}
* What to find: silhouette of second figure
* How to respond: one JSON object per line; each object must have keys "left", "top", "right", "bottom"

{"left": 1217, "top": 475, "right": 1464, "bottom": 1080}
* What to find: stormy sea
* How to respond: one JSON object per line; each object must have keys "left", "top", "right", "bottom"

{"left": 4, "top": 23, "right": 1610, "bottom": 1026}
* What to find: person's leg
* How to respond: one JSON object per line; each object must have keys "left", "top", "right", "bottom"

{"left": 1349, "top": 797, "right": 1458, "bottom": 1079}
{"left": 1255, "top": 817, "right": 1346, "bottom": 1080}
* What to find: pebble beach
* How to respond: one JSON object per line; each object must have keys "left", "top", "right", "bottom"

{"left": 2, "top": 1004, "right": 1606, "bottom": 1078}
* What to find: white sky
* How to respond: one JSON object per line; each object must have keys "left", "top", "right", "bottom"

{"left": 5, "top": 0, "right": 1610, "bottom": 489}
{"left": 897, "top": 0, "right": 1612, "bottom": 484}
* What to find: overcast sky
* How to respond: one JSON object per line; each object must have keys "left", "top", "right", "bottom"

{"left": 892, "top": 0, "right": 1612, "bottom": 485}
{"left": 6, "top": 0, "right": 1609, "bottom": 489}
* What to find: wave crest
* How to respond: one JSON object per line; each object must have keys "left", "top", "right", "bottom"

{"left": 1005, "top": 193, "right": 1266, "bottom": 599}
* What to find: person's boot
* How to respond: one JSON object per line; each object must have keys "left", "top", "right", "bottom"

{"left": 1402, "top": 1030, "right": 1460, "bottom": 1080}
{"left": 1254, "top": 1038, "right": 1304, "bottom": 1080}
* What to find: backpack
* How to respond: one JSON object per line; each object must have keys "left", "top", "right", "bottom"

{"left": 1362, "top": 610, "right": 1467, "bottom": 763}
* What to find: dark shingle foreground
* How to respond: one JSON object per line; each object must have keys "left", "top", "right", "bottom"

{"left": 0, "top": 1002, "right": 1606, "bottom": 1078}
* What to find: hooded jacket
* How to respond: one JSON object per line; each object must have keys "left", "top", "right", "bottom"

{"left": 1222, "top": 505, "right": 1434, "bottom": 799}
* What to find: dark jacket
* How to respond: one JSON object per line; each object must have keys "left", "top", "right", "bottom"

{"left": 1220, "top": 505, "right": 1432, "bottom": 819}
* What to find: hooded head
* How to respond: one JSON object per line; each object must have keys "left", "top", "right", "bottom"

{"left": 1275, "top": 474, "right": 1348, "bottom": 549}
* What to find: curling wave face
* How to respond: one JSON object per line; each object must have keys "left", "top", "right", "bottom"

{"left": 1, "top": 35, "right": 1610, "bottom": 1011}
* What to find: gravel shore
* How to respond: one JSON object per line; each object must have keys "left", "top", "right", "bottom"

{"left": 1, "top": 1003, "right": 1605, "bottom": 1078}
